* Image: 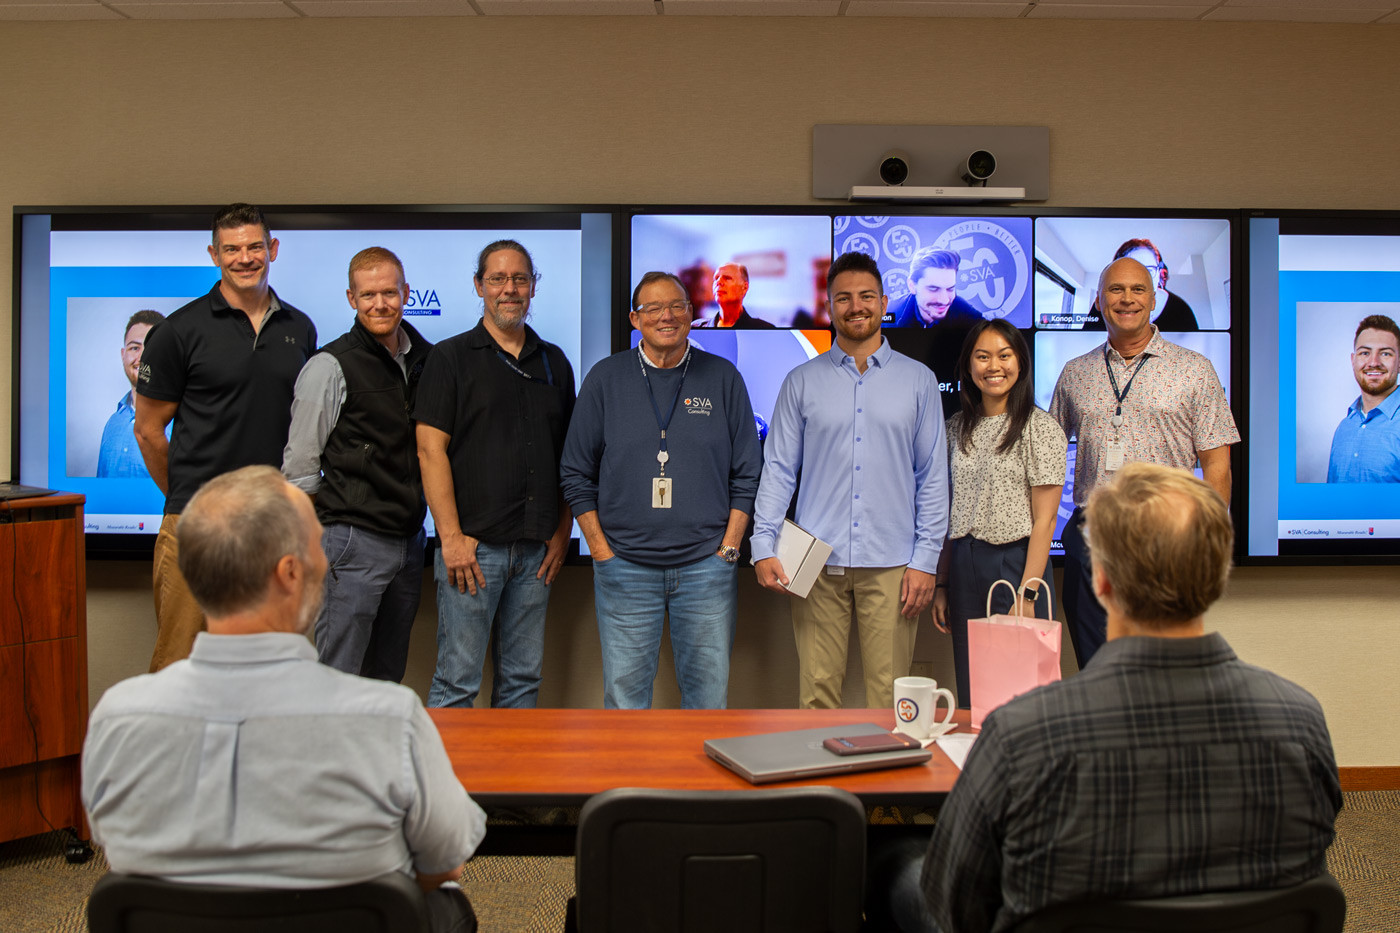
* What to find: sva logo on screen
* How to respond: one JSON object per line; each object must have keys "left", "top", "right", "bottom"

{"left": 404, "top": 289, "right": 443, "bottom": 317}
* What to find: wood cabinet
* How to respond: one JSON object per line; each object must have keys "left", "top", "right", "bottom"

{"left": 0, "top": 493, "right": 88, "bottom": 843}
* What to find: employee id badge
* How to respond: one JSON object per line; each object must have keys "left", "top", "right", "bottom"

{"left": 652, "top": 476, "right": 673, "bottom": 509}
{"left": 1105, "top": 439, "right": 1127, "bottom": 472}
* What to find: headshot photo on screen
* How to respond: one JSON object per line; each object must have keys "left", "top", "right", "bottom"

{"left": 65, "top": 295, "right": 194, "bottom": 479}
{"left": 1295, "top": 302, "right": 1400, "bottom": 483}
{"left": 1034, "top": 217, "right": 1231, "bottom": 331}
{"left": 630, "top": 214, "right": 832, "bottom": 329}
{"left": 833, "top": 214, "right": 1033, "bottom": 328}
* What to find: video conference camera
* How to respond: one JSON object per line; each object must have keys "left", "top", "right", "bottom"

{"left": 960, "top": 150, "right": 997, "bottom": 186}
{"left": 877, "top": 148, "right": 999, "bottom": 188}
{"left": 878, "top": 149, "right": 911, "bottom": 186}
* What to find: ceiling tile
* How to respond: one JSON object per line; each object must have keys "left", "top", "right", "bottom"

{"left": 844, "top": 1, "right": 1026, "bottom": 16}
{"left": 665, "top": 0, "right": 839, "bottom": 13}
{"left": 295, "top": 0, "right": 477, "bottom": 13}
{"left": 112, "top": 1, "right": 298, "bottom": 16}
{"left": 477, "top": 0, "right": 655, "bottom": 13}
{"left": 1035, "top": 0, "right": 1208, "bottom": 5}
{"left": 1029, "top": 3, "right": 1209, "bottom": 17}
{"left": 1218, "top": 0, "right": 1396, "bottom": 8}
{"left": 1204, "top": 6, "right": 1389, "bottom": 21}
{"left": 0, "top": 2, "right": 123, "bottom": 16}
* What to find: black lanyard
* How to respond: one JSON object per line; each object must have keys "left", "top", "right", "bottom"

{"left": 638, "top": 345, "right": 691, "bottom": 455}
{"left": 496, "top": 348, "right": 553, "bottom": 386}
{"left": 1103, "top": 347, "right": 1149, "bottom": 426}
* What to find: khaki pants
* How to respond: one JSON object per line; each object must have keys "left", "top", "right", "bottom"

{"left": 149, "top": 513, "right": 205, "bottom": 672}
{"left": 791, "top": 565, "right": 915, "bottom": 710}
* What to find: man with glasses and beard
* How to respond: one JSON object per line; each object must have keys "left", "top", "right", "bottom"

{"left": 415, "top": 240, "right": 576, "bottom": 709}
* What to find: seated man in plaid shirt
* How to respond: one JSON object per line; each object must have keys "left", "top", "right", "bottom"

{"left": 881, "top": 462, "right": 1340, "bottom": 933}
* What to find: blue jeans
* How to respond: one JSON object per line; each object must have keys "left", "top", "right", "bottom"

{"left": 591, "top": 552, "right": 737, "bottom": 710}
{"left": 314, "top": 523, "right": 425, "bottom": 682}
{"left": 428, "top": 540, "right": 550, "bottom": 709}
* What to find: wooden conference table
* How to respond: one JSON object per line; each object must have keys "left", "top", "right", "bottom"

{"left": 429, "top": 707, "right": 970, "bottom": 855}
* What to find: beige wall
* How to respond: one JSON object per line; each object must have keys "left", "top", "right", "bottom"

{"left": 3, "top": 16, "right": 1398, "bottom": 766}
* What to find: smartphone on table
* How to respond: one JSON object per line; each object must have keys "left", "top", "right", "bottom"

{"left": 822, "top": 732, "right": 922, "bottom": 756}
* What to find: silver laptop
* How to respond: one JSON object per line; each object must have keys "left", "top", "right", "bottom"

{"left": 704, "top": 722, "right": 932, "bottom": 785}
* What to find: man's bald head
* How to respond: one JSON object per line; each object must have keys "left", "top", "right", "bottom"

{"left": 177, "top": 466, "right": 317, "bottom": 620}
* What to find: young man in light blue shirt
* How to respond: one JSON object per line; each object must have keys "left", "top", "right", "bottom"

{"left": 1328, "top": 314, "right": 1400, "bottom": 483}
{"left": 752, "top": 252, "right": 948, "bottom": 710}
{"left": 97, "top": 310, "right": 164, "bottom": 478}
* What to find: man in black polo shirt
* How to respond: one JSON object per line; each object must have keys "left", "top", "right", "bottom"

{"left": 414, "top": 239, "right": 575, "bottom": 708}
{"left": 135, "top": 203, "right": 317, "bottom": 672}
{"left": 282, "top": 247, "right": 432, "bottom": 682}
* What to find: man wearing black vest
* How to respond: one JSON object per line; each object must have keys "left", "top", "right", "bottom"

{"left": 282, "top": 247, "right": 433, "bottom": 681}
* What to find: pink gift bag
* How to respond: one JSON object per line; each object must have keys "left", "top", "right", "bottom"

{"left": 968, "top": 578, "right": 1062, "bottom": 729}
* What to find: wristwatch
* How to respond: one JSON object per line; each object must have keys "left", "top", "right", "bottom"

{"left": 716, "top": 545, "right": 740, "bottom": 564}
{"left": 1021, "top": 585, "right": 1040, "bottom": 603}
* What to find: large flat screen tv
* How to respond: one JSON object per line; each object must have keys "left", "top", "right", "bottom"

{"left": 13, "top": 206, "right": 617, "bottom": 557}
{"left": 626, "top": 207, "right": 1238, "bottom": 558}
{"left": 1245, "top": 211, "right": 1400, "bottom": 562}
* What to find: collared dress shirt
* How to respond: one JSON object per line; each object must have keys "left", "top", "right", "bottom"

{"left": 1049, "top": 326, "right": 1239, "bottom": 506}
{"left": 920, "top": 633, "right": 1341, "bottom": 933}
{"left": 1327, "top": 388, "right": 1400, "bottom": 482}
{"left": 96, "top": 391, "right": 150, "bottom": 478}
{"left": 82, "top": 632, "right": 485, "bottom": 888}
{"left": 751, "top": 338, "right": 947, "bottom": 572}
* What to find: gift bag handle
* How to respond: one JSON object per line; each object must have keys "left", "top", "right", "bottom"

{"left": 987, "top": 577, "right": 1050, "bottom": 618}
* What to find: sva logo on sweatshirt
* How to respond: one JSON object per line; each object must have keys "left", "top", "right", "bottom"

{"left": 684, "top": 396, "right": 713, "bottom": 416}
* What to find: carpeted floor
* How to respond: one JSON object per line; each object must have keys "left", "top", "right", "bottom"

{"left": 2, "top": 792, "right": 1395, "bottom": 932}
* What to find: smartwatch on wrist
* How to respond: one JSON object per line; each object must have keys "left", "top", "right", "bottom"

{"left": 1021, "top": 585, "right": 1039, "bottom": 603}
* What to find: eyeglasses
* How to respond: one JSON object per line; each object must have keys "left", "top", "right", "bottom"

{"left": 634, "top": 300, "right": 691, "bottom": 319}
{"left": 481, "top": 273, "right": 540, "bottom": 289}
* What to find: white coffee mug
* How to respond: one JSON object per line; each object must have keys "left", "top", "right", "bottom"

{"left": 893, "top": 675, "right": 956, "bottom": 740}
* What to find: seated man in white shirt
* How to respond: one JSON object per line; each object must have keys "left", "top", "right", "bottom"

{"left": 82, "top": 465, "right": 486, "bottom": 932}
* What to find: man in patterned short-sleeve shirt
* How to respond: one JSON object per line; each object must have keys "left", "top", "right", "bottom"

{"left": 1049, "top": 257, "right": 1238, "bottom": 666}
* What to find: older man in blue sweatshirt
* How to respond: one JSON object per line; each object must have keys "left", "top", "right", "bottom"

{"left": 560, "top": 271, "right": 762, "bottom": 709}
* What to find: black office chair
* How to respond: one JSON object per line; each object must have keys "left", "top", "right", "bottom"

{"left": 86, "top": 870, "right": 432, "bottom": 933}
{"left": 567, "top": 786, "right": 867, "bottom": 933}
{"left": 1009, "top": 871, "right": 1347, "bottom": 933}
